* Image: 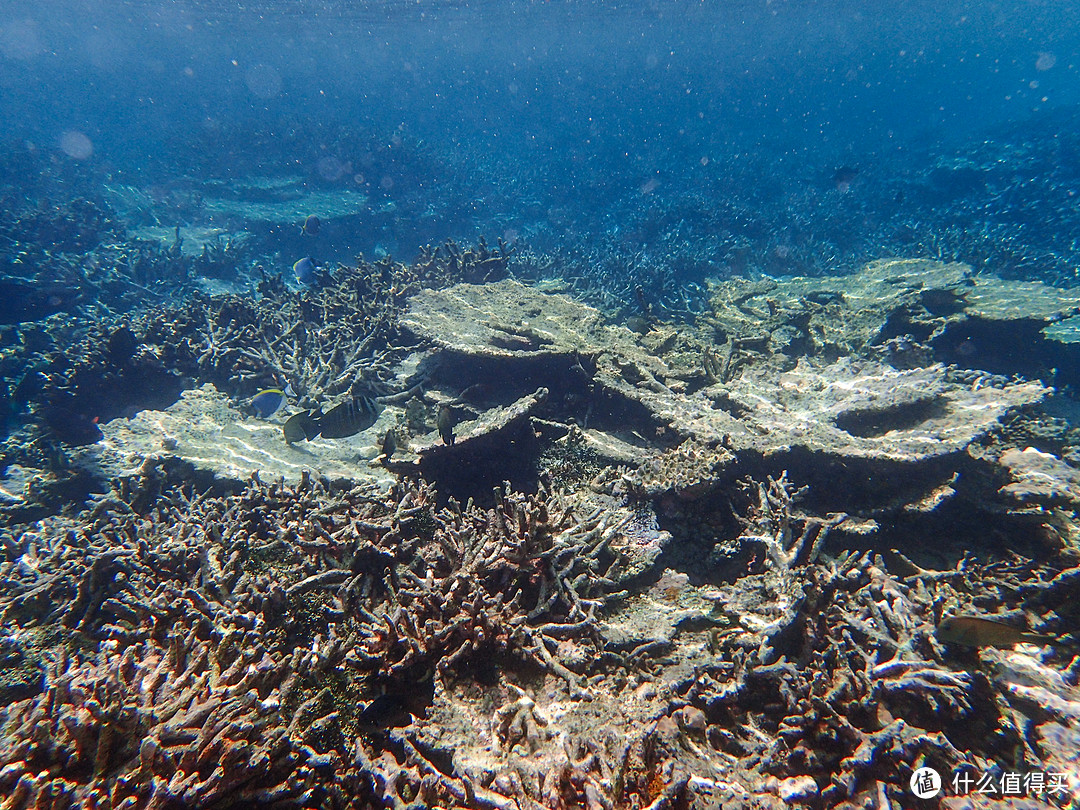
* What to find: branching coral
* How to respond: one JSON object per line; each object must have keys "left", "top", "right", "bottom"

{"left": 0, "top": 633, "right": 313, "bottom": 808}
{"left": 1, "top": 238, "right": 510, "bottom": 465}
{"left": 0, "top": 468, "right": 630, "bottom": 808}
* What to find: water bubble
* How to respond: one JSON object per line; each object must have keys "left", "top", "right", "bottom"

{"left": 317, "top": 155, "right": 347, "bottom": 182}
{"left": 59, "top": 130, "right": 93, "bottom": 160}
{"left": 1035, "top": 52, "right": 1056, "bottom": 71}
{"left": 0, "top": 18, "right": 43, "bottom": 60}
{"left": 83, "top": 29, "right": 126, "bottom": 70}
{"left": 245, "top": 63, "right": 282, "bottom": 99}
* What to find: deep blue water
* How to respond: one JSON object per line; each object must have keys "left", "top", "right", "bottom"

{"left": 6, "top": 0, "right": 1078, "bottom": 152}
{"left": 3, "top": 0, "right": 1080, "bottom": 292}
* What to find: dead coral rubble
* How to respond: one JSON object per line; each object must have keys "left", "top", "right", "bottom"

{"left": 664, "top": 474, "right": 1080, "bottom": 809}
{"left": 399, "top": 270, "right": 1054, "bottom": 551}
{"left": 700, "top": 258, "right": 1080, "bottom": 378}
{"left": 0, "top": 469, "right": 641, "bottom": 808}
{"left": 0, "top": 635, "right": 313, "bottom": 808}
{"left": 1, "top": 462, "right": 1077, "bottom": 809}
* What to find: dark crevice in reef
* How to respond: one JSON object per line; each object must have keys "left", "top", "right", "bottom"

{"left": 735, "top": 447, "right": 961, "bottom": 518}
{"left": 933, "top": 316, "right": 1080, "bottom": 389}
{"left": 414, "top": 350, "right": 676, "bottom": 504}
{"left": 645, "top": 443, "right": 1061, "bottom": 590}
{"left": 425, "top": 351, "right": 596, "bottom": 418}
{"left": 4, "top": 322, "right": 189, "bottom": 446}
{"left": 833, "top": 395, "right": 949, "bottom": 437}
{"left": 424, "top": 350, "right": 675, "bottom": 445}
{"left": 417, "top": 416, "right": 542, "bottom": 506}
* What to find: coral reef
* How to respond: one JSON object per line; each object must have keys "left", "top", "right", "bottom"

{"left": 398, "top": 267, "right": 1056, "bottom": 542}
{"left": 0, "top": 240, "right": 510, "bottom": 494}
{"left": 700, "top": 258, "right": 1080, "bottom": 386}
{"left": 2, "top": 461, "right": 1076, "bottom": 809}
{"left": 2, "top": 250, "right": 1079, "bottom": 809}
{"left": 89, "top": 384, "right": 398, "bottom": 489}
{"left": 0, "top": 469, "right": 656, "bottom": 808}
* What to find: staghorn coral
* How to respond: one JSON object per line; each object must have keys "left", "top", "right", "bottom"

{"left": 346, "top": 481, "right": 630, "bottom": 697}
{"left": 142, "top": 238, "right": 510, "bottom": 405}
{"left": 0, "top": 633, "right": 313, "bottom": 808}
{"left": 670, "top": 514, "right": 1080, "bottom": 808}
{"left": 0, "top": 469, "right": 638, "bottom": 808}
{"left": 0, "top": 455, "right": 1077, "bottom": 808}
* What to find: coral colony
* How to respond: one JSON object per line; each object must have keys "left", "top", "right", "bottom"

{"left": 1, "top": 238, "right": 1078, "bottom": 809}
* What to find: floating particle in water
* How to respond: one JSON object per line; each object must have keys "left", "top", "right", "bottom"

{"left": 833, "top": 165, "right": 859, "bottom": 192}
{"left": 245, "top": 63, "right": 282, "bottom": 99}
{"left": 1035, "top": 51, "right": 1057, "bottom": 71}
{"left": 317, "top": 156, "right": 350, "bottom": 182}
{"left": 59, "top": 130, "right": 93, "bottom": 160}
{"left": 0, "top": 19, "right": 43, "bottom": 60}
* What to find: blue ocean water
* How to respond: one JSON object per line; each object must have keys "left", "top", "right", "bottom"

{"left": 3, "top": 8, "right": 1080, "bottom": 808}
{"left": 2, "top": 0, "right": 1080, "bottom": 299}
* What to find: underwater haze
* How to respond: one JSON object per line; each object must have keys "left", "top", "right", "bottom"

{"left": 6, "top": 0, "right": 1078, "bottom": 152}
{"left": 4, "top": 0, "right": 1080, "bottom": 279}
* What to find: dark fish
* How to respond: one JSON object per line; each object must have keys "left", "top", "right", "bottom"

{"left": 44, "top": 405, "right": 102, "bottom": 445}
{"left": 634, "top": 284, "right": 652, "bottom": 317}
{"left": 301, "top": 215, "right": 321, "bottom": 236}
{"left": 318, "top": 395, "right": 382, "bottom": 439}
{"left": 936, "top": 615, "right": 1060, "bottom": 648}
{"left": 379, "top": 429, "right": 398, "bottom": 461}
{"left": 358, "top": 693, "right": 412, "bottom": 733}
{"left": 283, "top": 411, "right": 321, "bottom": 444}
{"left": 251, "top": 388, "right": 288, "bottom": 418}
{"left": 437, "top": 404, "right": 456, "bottom": 446}
{"left": 293, "top": 257, "right": 316, "bottom": 284}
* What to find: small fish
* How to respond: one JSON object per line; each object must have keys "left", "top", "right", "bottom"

{"left": 437, "top": 404, "right": 456, "bottom": 446}
{"left": 250, "top": 388, "right": 289, "bottom": 418}
{"left": 293, "top": 257, "right": 317, "bottom": 284}
{"left": 359, "top": 693, "right": 411, "bottom": 727}
{"left": 300, "top": 214, "right": 321, "bottom": 236}
{"left": 379, "top": 429, "right": 398, "bottom": 461}
{"left": 318, "top": 395, "right": 382, "bottom": 439}
{"left": 283, "top": 411, "right": 321, "bottom": 444}
{"left": 936, "top": 615, "right": 1060, "bottom": 648}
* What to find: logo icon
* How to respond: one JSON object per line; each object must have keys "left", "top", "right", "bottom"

{"left": 910, "top": 766, "right": 943, "bottom": 799}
